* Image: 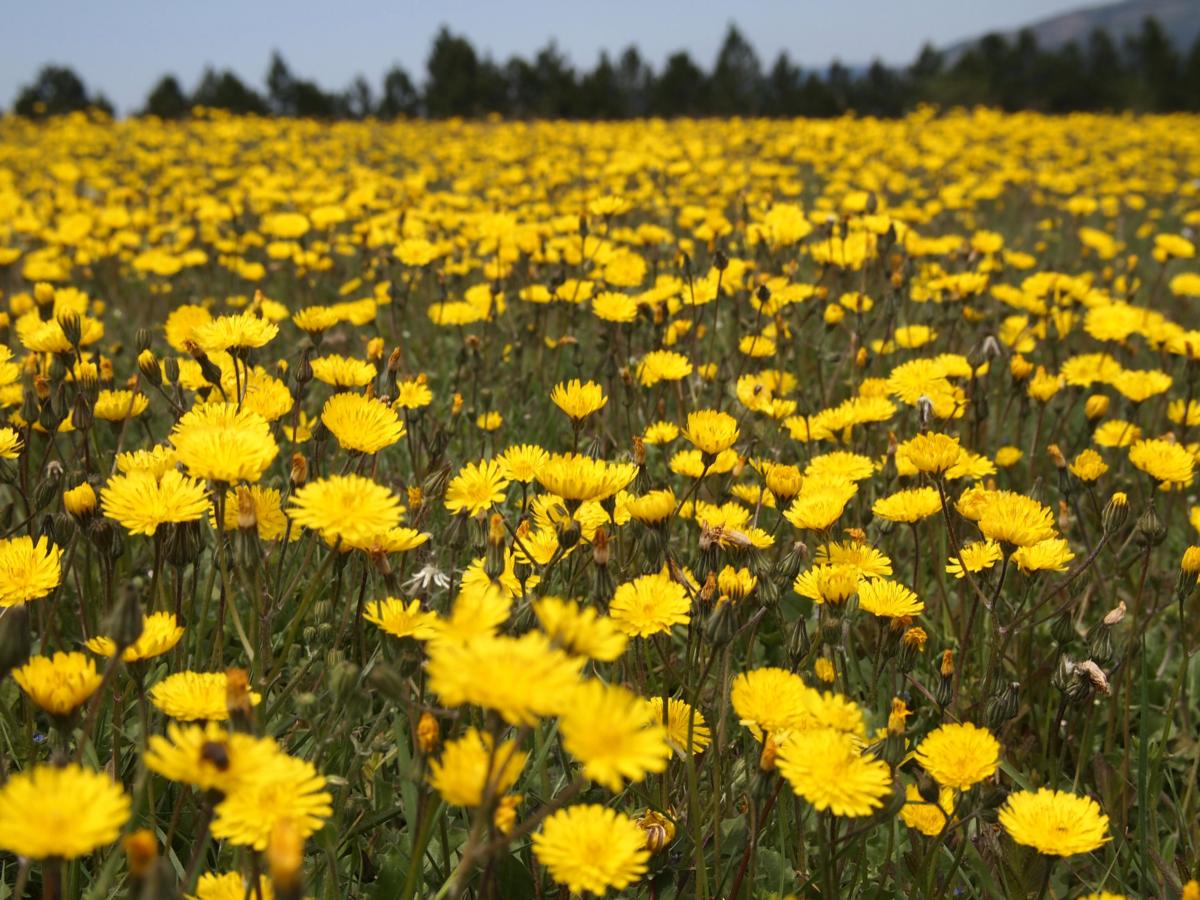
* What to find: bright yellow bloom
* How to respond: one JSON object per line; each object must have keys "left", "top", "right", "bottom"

{"left": 533, "top": 805, "right": 649, "bottom": 896}
{"left": 560, "top": 680, "right": 670, "bottom": 791}
{"left": 0, "top": 764, "right": 130, "bottom": 859}
{"left": 444, "top": 459, "right": 510, "bottom": 516}
{"left": 210, "top": 753, "right": 332, "bottom": 851}
{"left": 645, "top": 696, "right": 711, "bottom": 755}
{"left": 287, "top": 474, "right": 403, "bottom": 550}
{"left": 998, "top": 788, "right": 1110, "bottom": 856}
{"left": 0, "top": 535, "right": 62, "bottom": 606}
{"left": 426, "top": 631, "right": 581, "bottom": 726}
{"left": 1129, "top": 437, "right": 1194, "bottom": 489}
{"left": 684, "top": 409, "right": 740, "bottom": 455}
{"left": 13, "top": 651, "right": 104, "bottom": 715}
{"left": 550, "top": 378, "right": 607, "bottom": 421}
{"left": 102, "top": 468, "right": 210, "bottom": 536}
{"left": 609, "top": 569, "right": 691, "bottom": 637}
{"left": 146, "top": 722, "right": 280, "bottom": 793}
{"left": 914, "top": 722, "right": 1000, "bottom": 790}
{"left": 363, "top": 597, "right": 440, "bottom": 641}
{"left": 776, "top": 728, "right": 892, "bottom": 817}
{"left": 87, "top": 611, "right": 185, "bottom": 662}
{"left": 171, "top": 403, "right": 278, "bottom": 484}
{"left": 533, "top": 596, "right": 627, "bottom": 661}
{"left": 149, "top": 670, "right": 262, "bottom": 721}
{"left": 321, "top": 392, "right": 406, "bottom": 454}
{"left": 428, "top": 727, "right": 528, "bottom": 806}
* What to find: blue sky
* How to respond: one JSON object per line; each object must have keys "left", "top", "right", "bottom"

{"left": 3, "top": 0, "right": 1099, "bottom": 112}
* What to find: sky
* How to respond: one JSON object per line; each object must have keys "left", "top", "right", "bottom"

{"left": 2, "top": 0, "right": 1103, "bottom": 113}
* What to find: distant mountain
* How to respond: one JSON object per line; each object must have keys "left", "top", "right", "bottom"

{"left": 945, "top": 0, "right": 1200, "bottom": 57}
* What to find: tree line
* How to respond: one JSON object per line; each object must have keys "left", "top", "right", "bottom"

{"left": 11, "top": 18, "right": 1200, "bottom": 120}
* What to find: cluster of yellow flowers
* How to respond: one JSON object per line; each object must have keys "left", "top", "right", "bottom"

{"left": 0, "top": 107, "right": 1197, "bottom": 898}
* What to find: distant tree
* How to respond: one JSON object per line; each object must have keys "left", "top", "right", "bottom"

{"left": 265, "top": 51, "right": 340, "bottom": 118}
{"left": 13, "top": 65, "right": 103, "bottom": 117}
{"left": 709, "top": 24, "right": 763, "bottom": 115}
{"left": 191, "top": 68, "right": 269, "bottom": 115}
{"left": 344, "top": 76, "right": 374, "bottom": 119}
{"left": 853, "top": 60, "right": 907, "bottom": 116}
{"left": 796, "top": 72, "right": 839, "bottom": 117}
{"left": 143, "top": 75, "right": 189, "bottom": 118}
{"left": 578, "top": 52, "right": 626, "bottom": 118}
{"left": 615, "top": 46, "right": 653, "bottom": 117}
{"left": 1183, "top": 35, "right": 1200, "bottom": 112}
{"left": 651, "top": 51, "right": 708, "bottom": 117}
{"left": 1085, "top": 28, "right": 1127, "bottom": 110}
{"left": 763, "top": 52, "right": 803, "bottom": 116}
{"left": 1125, "top": 16, "right": 1182, "bottom": 109}
{"left": 378, "top": 65, "right": 420, "bottom": 117}
{"left": 425, "top": 27, "right": 481, "bottom": 117}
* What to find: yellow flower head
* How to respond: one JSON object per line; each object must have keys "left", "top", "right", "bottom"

{"left": 0, "top": 764, "right": 130, "bottom": 860}
{"left": 13, "top": 651, "right": 104, "bottom": 715}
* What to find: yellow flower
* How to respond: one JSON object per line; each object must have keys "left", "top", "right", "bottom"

{"left": 536, "top": 452, "right": 636, "bottom": 504}
{"left": 560, "top": 680, "right": 670, "bottom": 790}
{"left": 63, "top": 482, "right": 98, "bottom": 517}
{"left": 426, "top": 631, "right": 581, "bottom": 726}
{"left": 975, "top": 490, "right": 1057, "bottom": 548}
{"left": 191, "top": 873, "right": 274, "bottom": 900}
{"left": 637, "top": 349, "right": 693, "bottom": 386}
{"left": 0, "top": 426, "right": 22, "bottom": 459}
{"left": 13, "top": 651, "right": 104, "bottom": 715}
{"left": 287, "top": 474, "right": 403, "bottom": 551}
{"left": 0, "top": 764, "right": 130, "bottom": 859}
{"left": 311, "top": 353, "right": 376, "bottom": 387}
{"left": 533, "top": 805, "right": 649, "bottom": 896}
{"left": 499, "top": 443, "right": 549, "bottom": 483}
{"left": 171, "top": 403, "right": 278, "bottom": 484}
{"left": 1129, "top": 437, "right": 1195, "bottom": 489}
{"left": 321, "top": 392, "right": 405, "bottom": 454}
{"left": 210, "top": 753, "right": 332, "bottom": 851}
{"left": 1069, "top": 448, "right": 1109, "bottom": 482}
{"left": 898, "top": 432, "right": 963, "bottom": 475}
{"left": 102, "top": 468, "right": 210, "bottom": 536}
{"left": 444, "top": 458, "right": 510, "bottom": 516}
{"left": 730, "top": 667, "right": 816, "bottom": 742}
{"left": 645, "top": 696, "right": 711, "bottom": 755}
{"left": 609, "top": 569, "right": 691, "bottom": 637}
{"left": 899, "top": 783, "right": 954, "bottom": 836}
{"left": 872, "top": 486, "right": 941, "bottom": 523}
{"left": 211, "top": 485, "right": 291, "bottom": 541}
{"left": 363, "top": 597, "right": 440, "bottom": 641}
{"left": 533, "top": 596, "right": 627, "bottom": 661}
{"left": 684, "top": 409, "right": 740, "bottom": 455}
{"left": 192, "top": 311, "right": 279, "bottom": 352}
{"left": 428, "top": 727, "right": 527, "bottom": 806}
{"left": 148, "top": 670, "right": 262, "bottom": 720}
{"left": 93, "top": 389, "right": 149, "bottom": 421}
{"left": 394, "top": 375, "right": 433, "bottom": 409}
{"left": 914, "top": 722, "right": 1000, "bottom": 790}
{"left": 87, "top": 611, "right": 185, "bottom": 662}
{"left": 550, "top": 378, "right": 607, "bottom": 421}
{"left": 0, "top": 535, "right": 63, "bottom": 606}
{"left": 776, "top": 728, "right": 892, "bottom": 817}
{"left": 146, "top": 721, "right": 280, "bottom": 793}
{"left": 857, "top": 577, "right": 924, "bottom": 618}
{"left": 998, "top": 788, "right": 1110, "bottom": 856}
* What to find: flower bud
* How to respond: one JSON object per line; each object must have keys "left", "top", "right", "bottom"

{"left": 1134, "top": 503, "right": 1166, "bottom": 548}
{"left": 635, "top": 809, "right": 676, "bottom": 853}
{"left": 123, "top": 829, "right": 157, "bottom": 880}
{"left": 0, "top": 605, "right": 32, "bottom": 679}
{"left": 417, "top": 712, "right": 440, "bottom": 754}
{"left": 268, "top": 818, "right": 304, "bottom": 900}
{"left": 1101, "top": 492, "right": 1128, "bottom": 534}
{"left": 986, "top": 681, "right": 1020, "bottom": 728}
{"left": 1084, "top": 394, "right": 1109, "bottom": 419}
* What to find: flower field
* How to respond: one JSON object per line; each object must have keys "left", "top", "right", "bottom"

{"left": 0, "top": 108, "right": 1199, "bottom": 898}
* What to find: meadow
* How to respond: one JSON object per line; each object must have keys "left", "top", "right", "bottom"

{"left": 0, "top": 107, "right": 1198, "bottom": 898}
